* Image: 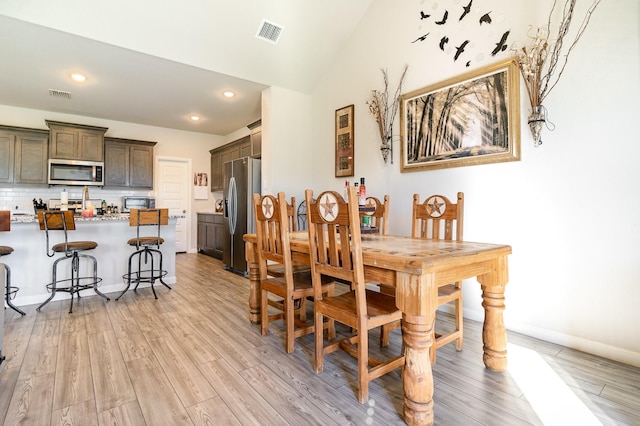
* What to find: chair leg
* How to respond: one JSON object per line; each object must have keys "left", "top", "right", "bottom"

{"left": 37, "top": 255, "right": 65, "bottom": 311}
{"left": 357, "top": 328, "right": 369, "bottom": 403}
{"left": 285, "top": 296, "right": 295, "bottom": 353}
{"left": 260, "top": 289, "right": 269, "bottom": 336}
{"left": 116, "top": 250, "right": 138, "bottom": 300}
{"left": 155, "top": 248, "right": 171, "bottom": 290}
{"left": 455, "top": 296, "right": 464, "bottom": 351}
{"left": 3, "top": 263, "right": 26, "bottom": 316}
{"left": 314, "top": 310, "right": 324, "bottom": 373}
{"left": 82, "top": 254, "right": 109, "bottom": 302}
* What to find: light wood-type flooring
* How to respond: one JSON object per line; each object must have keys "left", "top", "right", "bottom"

{"left": 1, "top": 253, "right": 639, "bottom": 425}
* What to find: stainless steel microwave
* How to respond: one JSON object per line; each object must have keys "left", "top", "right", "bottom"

{"left": 48, "top": 159, "right": 104, "bottom": 186}
{"left": 122, "top": 197, "right": 155, "bottom": 212}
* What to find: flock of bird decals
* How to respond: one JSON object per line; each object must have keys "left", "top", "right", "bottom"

{"left": 412, "top": 0, "right": 510, "bottom": 67}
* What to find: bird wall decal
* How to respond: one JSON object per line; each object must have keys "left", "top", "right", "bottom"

{"left": 459, "top": 0, "right": 473, "bottom": 21}
{"left": 479, "top": 12, "right": 492, "bottom": 25}
{"left": 439, "top": 36, "right": 449, "bottom": 51}
{"left": 454, "top": 40, "right": 470, "bottom": 61}
{"left": 435, "top": 10, "right": 449, "bottom": 25}
{"left": 412, "top": 33, "right": 430, "bottom": 43}
{"left": 491, "top": 30, "right": 510, "bottom": 56}
{"left": 420, "top": 11, "right": 431, "bottom": 20}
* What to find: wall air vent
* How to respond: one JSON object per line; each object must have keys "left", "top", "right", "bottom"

{"left": 49, "top": 89, "right": 72, "bottom": 99}
{"left": 256, "top": 19, "right": 284, "bottom": 44}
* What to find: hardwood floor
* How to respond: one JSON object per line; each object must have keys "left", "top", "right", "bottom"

{"left": 2, "top": 253, "right": 639, "bottom": 425}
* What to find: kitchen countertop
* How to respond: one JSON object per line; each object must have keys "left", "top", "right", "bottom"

{"left": 10, "top": 213, "right": 185, "bottom": 224}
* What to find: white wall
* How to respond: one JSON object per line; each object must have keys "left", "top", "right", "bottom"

{"left": 274, "top": 0, "right": 640, "bottom": 366}
{"left": 0, "top": 104, "right": 224, "bottom": 253}
{"left": 261, "top": 86, "right": 312, "bottom": 204}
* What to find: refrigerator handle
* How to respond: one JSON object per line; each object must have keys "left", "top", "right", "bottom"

{"left": 229, "top": 177, "right": 237, "bottom": 235}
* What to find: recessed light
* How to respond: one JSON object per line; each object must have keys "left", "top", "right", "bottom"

{"left": 71, "top": 73, "right": 87, "bottom": 82}
{"left": 223, "top": 91, "right": 235, "bottom": 98}
{"left": 190, "top": 115, "right": 200, "bottom": 121}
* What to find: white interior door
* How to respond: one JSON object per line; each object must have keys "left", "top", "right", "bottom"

{"left": 155, "top": 156, "right": 190, "bottom": 253}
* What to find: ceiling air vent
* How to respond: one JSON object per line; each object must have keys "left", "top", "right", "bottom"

{"left": 49, "top": 89, "right": 72, "bottom": 99}
{"left": 256, "top": 19, "right": 284, "bottom": 44}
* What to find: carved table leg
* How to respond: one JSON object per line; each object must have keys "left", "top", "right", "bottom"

{"left": 402, "top": 315, "right": 434, "bottom": 426}
{"left": 478, "top": 255, "right": 509, "bottom": 371}
{"left": 245, "top": 240, "right": 261, "bottom": 324}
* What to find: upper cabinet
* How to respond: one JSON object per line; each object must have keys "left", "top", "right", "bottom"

{"left": 209, "top": 120, "right": 261, "bottom": 191}
{"left": 248, "top": 119, "right": 262, "bottom": 157}
{"left": 46, "top": 120, "right": 107, "bottom": 162}
{"left": 0, "top": 126, "right": 48, "bottom": 186}
{"left": 104, "top": 137, "right": 156, "bottom": 189}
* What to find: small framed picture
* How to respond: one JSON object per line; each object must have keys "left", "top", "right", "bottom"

{"left": 335, "top": 104, "right": 354, "bottom": 177}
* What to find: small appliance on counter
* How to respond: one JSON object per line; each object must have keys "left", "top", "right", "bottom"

{"left": 122, "top": 196, "right": 155, "bottom": 213}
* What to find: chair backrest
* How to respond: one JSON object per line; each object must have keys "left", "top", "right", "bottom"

{"left": 362, "top": 195, "right": 390, "bottom": 235}
{"left": 37, "top": 210, "right": 76, "bottom": 257}
{"left": 129, "top": 208, "right": 169, "bottom": 227}
{"left": 253, "top": 192, "right": 293, "bottom": 282}
{"left": 285, "top": 196, "right": 297, "bottom": 232}
{"left": 0, "top": 210, "right": 10, "bottom": 232}
{"left": 306, "top": 187, "right": 366, "bottom": 311}
{"left": 411, "top": 192, "right": 464, "bottom": 242}
{"left": 129, "top": 208, "right": 169, "bottom": 248}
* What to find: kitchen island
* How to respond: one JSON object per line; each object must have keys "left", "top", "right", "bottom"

{"left": 4, "top": 214, "right": 179, "bottom": 307}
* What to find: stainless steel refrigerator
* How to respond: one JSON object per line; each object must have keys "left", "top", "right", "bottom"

{"left": 223, "top": 157, "right": 261, "bottom": 276}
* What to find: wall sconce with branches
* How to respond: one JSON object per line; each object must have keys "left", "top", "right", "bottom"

{"left": 366, "top": 65, "right": 408, "bottom": 163}
{"left": 513, "top": 0, "right": 601, "bottom": 147}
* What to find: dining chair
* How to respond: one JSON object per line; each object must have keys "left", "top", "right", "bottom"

{"left": 305, "top": 187, "right": 404, "bottom": 403}
{"left": 417, "top": 192, "right": 465, "bottom": 363}
{"left": 266, "top": 196, "right": 311, "bottom": 278}
{"left": 361, "top": 195, "right": 390, "bottom": 235}
{"left": 380, "top": 192, "right": 464, "bottom": 364}
{"left": 254, "top": 192, "right": 335, "bottom": 354}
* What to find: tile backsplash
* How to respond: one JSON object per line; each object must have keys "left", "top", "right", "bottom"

{"left": 0, "top": 186, "right": 151, "bottom": 214}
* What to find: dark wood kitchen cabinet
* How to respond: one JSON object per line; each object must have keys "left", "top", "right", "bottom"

{"left": 46, "top": 120, "right": 107, "bottom": 162}
{"left": 197, "top": 213, "right": 224, "bottom": 259}
{"left": 209, "top": 128, "right": 261, "bottom": 191}
{"left": 104, "top": 137, "right": 156, "bottom": 189}
{"left": 0, "top": 126, "right": 48, "bottom": 186}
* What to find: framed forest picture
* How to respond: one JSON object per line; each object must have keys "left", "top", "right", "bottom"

{"left": 400, "top": 58, "right": 520, "bottom": 172}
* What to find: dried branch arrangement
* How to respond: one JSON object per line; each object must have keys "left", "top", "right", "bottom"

{"left": 366, "top": 65, "right": 408, "bottom": 162}
{"left": 513, "top": 0, "right": 601, "bottom": 109}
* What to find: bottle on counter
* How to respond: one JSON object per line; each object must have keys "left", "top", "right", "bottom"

{"left": 101, "top": 200, "right": 107, "bottom": 215}
{"left": 344, "top": 180, "right": 350, "bottom": 200}
{"left": 353, "top": 182, "right": 359, "bottom": 202}
{"left": 359, "top": 177, "right": 366, "bottom": 206}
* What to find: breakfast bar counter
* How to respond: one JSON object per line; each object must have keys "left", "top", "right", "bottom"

{"left": 4, "top": 214, "right": 179, "bottom": 307}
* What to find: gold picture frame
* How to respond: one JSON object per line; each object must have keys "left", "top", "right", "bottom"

{"left": 335, "top": 104, "right": 354, "bottom": 177}
{"left": 400, "top": 58, "right": 520, "bottom": 172}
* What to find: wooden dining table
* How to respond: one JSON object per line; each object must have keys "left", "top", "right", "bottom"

{"left": 243, "top": 231, "right": 512, "bottom": 426}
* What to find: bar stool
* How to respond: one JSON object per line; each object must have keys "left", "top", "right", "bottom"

{"left": 116, "top": 208, "right": 171, "bottom": 300}
{"left": 0, "top": 211, "right": 26, "bottom": 316}
{"left": 36, "top": 210, "right": 110, "bottom": 314}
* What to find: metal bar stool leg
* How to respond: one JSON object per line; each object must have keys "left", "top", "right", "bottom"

{"left": 83, "top": 254, "right": 109, "bottom": 301}
{"left": 3, "top": 263, "right": 26, "bottom": 316}
{"left": 116, "top": 251, "right": 137, "bottom": 300}
{"left": 37, "top": 255, "right": 64, "bottom": 311}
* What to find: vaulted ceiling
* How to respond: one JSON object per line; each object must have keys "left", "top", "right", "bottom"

{"left": 0, "top": 1, "right": 373, "bottom": 135}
